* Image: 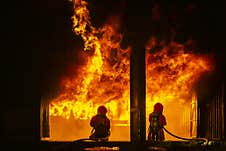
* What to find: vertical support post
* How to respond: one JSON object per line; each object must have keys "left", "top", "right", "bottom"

{"left": 40, "top": 97, "right": 50, "bottom": 138}
{"left": 124, "top": 0, "right": 151, "bottom": 143}
{"left": 130, "top": 45, "right": 146, "bottom": 143}
{"left": 223, "top": 82, "right": 226, "bottom": 139}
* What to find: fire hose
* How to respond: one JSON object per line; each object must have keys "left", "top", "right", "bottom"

{"left": 163, "top": 127, "right": 209, "bottom": 144}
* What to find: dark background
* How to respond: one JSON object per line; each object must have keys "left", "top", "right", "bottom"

{"left": 1, "top": 0, "right": 226, "bottom": 148}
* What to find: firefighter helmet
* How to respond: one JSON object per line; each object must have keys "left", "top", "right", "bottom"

{"left": 97, "top": 105, "right": 107, "bottom": 114}
{"left": 154, "top": 102, "right": 163, "bottom": 113}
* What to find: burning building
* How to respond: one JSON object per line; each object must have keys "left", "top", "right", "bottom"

{"left": 38, "top": 0, "right": 226, "bottom": 147}
{"left": 3, "top": 0, "right": 226, "bottom": 151}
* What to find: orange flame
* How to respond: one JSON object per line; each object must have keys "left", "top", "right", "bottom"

{"left": 49, "top": 0, "right": 131, "bottom": 122}
{"left": 48, "top": 0, "right": 213, "bottom": 139}
{"left": 145, "top": 37, "right": 213, "bottom": 115}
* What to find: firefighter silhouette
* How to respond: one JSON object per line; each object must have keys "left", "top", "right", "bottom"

{"left": 148, "top": 102, "right": 167, "bottom": 142}
{"left": 89, "top": 105, "right": 110, "bottom": 141}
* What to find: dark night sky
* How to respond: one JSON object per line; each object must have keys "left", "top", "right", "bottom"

{"left": 2, "top": 0, "right": 226, "bottom": 110}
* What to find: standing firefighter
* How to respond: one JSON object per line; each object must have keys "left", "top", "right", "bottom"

{"left": 148, "top": 102, "right": 167, "bottom": 142}
{"left": 89, "top": 105, "right": 110, "bottom": 141}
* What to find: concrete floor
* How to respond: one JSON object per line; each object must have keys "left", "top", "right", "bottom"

{"left": 40, "top": 140, "right": 226, "bottom": 151}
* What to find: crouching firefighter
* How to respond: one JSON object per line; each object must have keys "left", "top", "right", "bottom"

{"left": 89, "top": 105, "right": 110, "bottom": 141}
{"left": 148, "top": 102, "right": 167, "bottom": 142}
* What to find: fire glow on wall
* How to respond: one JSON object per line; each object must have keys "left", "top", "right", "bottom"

{"left": 40, "top": 0, "right": 214, "bottom": 141}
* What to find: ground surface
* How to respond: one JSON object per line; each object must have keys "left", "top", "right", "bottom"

{"left": 40, "top": 140, "right": 226, "bottom": 151}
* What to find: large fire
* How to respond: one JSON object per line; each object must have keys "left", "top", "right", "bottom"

{"left": 45, "top": 0, "right": 213, "bottom": 141}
